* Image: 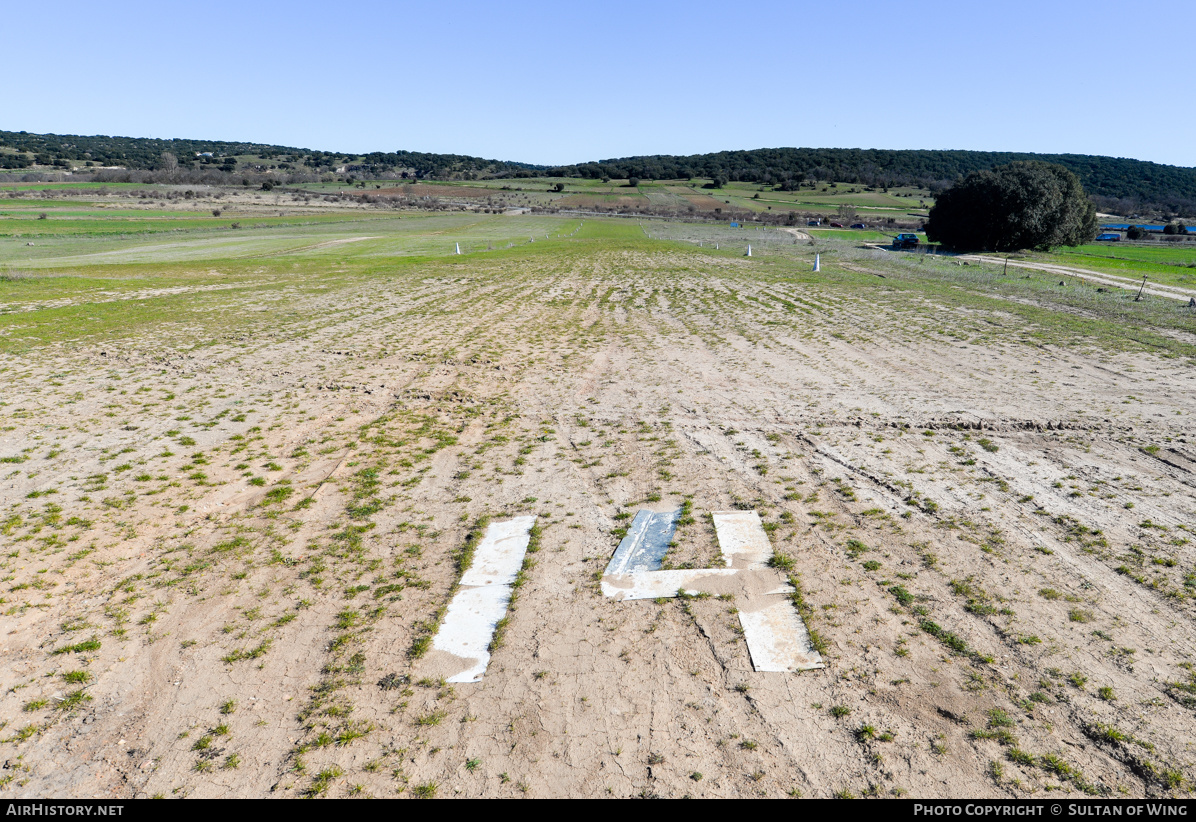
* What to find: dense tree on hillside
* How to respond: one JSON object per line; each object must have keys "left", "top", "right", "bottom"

{"left": 546, "top": 148, "right": 1196, "bottom": 212}
{"left": 924, "top": 162, "right": 1098, "bottom": 251}
{"left": 0, "top": 131, "right": 537, "bottom": 179}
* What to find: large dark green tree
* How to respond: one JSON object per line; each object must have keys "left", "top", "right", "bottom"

{"left": 925, "top": 161, "right": 1098, "bottom": 251}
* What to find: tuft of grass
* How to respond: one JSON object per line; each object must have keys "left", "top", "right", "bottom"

{"left": 221, "top": 638, "right": 272, "bottom": 663}
{"left": 787, "top": 574, "right": 828, "bottom": 654}
{"left": 50, "top": 637, "right": 101, "bottom": 656}
{"left": 845, "top": 538, "right": 870, "bottom": 557}
{"left": 306, "top": 765, "right": 344, "bottom": 797}
{"left": 12, "top": 725, "right": 39, "bottom": 743}
{"left": 415, "top": 709, "right": 446, "bottom": 727}
{"left": 411, "top": 781, "right": 438, "bottom": 799}
{"left": 58, "top": 690, "right": 92, "bottom": 711}
{"left": 1007, "top": 748, "right": 1034, "bottom": 766}
{"left": 920, "top": 619, "right": 969, "bottom": 655}
{"left": 407, "top": 634, "right": 432, "bottom": 659}
{"left": 1039, "top": 753, "right": 1073, "bottom": 778}
{"left": 336, "top": 723, "right": 373, "bottom": 746}
{"left": 768, "top": 552, "right": 795, "bottom": 572}
{"left": 988, "top": 708, "right": 1015, "bottom": 728}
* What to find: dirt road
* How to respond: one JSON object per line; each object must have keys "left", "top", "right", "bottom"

{"left": 960, "top": 254, "right": 1196, "bottom": 303}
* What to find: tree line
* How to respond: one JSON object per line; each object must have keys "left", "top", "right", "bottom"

{"left": 547, "top": 148, "right": 1196, "bottom": 215}
{"left": 3, "top": 129, "right": 1194, "bottom": 215}
{"left": 0, "top": 131, "right": 537, "bottom": 179}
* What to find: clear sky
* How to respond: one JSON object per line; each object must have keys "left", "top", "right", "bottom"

{"left": 4, "top": 0, "right": 1191, "bottom": 168}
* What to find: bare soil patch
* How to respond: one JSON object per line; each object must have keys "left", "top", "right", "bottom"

{"left": 3, "top": 244, "right": 1195, "bottom": 799}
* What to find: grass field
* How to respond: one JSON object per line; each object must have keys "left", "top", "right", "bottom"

{"left": 809, "top": 228, "right": 902, "bottom": 243}
{"left": 1033, "top": 241, "right": 1196, "bottom": 289}
{"left": 1069, "top": 241, "right": 1196, "bottom": 265}
{"left": 277, "top": 175, "right": 934, "bottom": 221}
{"left": 3, "top": 190, "right": 1196, "bottom": 799}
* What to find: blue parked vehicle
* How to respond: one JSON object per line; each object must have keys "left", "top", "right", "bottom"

{"left": 1095, "top": 233, "right": 1121, "bottom": 241}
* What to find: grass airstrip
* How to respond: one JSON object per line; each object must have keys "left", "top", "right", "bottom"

{"left": 1, "top": 188, "right": 1195, "bottom": 799}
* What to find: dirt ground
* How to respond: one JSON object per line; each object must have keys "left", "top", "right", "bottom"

{"left": 3, "top": 240, "right": 1196, "bottom": 799}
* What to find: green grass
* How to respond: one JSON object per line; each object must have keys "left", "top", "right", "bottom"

{"left": 50, "top": 637, "right": 100, "bottom": 655}
{"left": 3, "top": 206, "right": 1191, "bottom": 363}
{"left": 1040, "top": 242, "right": 1196, "bottom": 289}
{"left": 810, "top": 228, "right": 902, "bottom": 243}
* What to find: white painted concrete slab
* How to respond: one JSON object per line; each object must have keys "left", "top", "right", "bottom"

{"left": 601, "top": 568, "right": 745, "bottom": 601}
{"left": 431, "top": 585, "right": 513, "bottom": 683}
{"left": 427, "top": 516, "right": 536, "bottom": 683}
{"left": 600, "top": 508, "right": 824, "bottom": 675}
{"left": 459, "top": 515, "right": 537, "bottom": 588}
{"left": 712, "top": 511, "right": 772, "bottom": 569}
{"left": 738, "top": 596, "right": 825, "bottom": 671}
{"left": 604, "top": 509, "right": 680, "bottom": 575}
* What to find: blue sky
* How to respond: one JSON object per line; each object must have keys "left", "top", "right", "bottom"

{"left": 5, "top": 0, "right": 1190, "bottom": 167}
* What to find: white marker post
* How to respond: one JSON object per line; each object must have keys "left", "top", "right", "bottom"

{"left": 746, "top": 244, "right": 752, "bottom": 257}
{"left": 813, "top": 253, "right": 820, "bottom": 272}
{"left": 455, "top": 243, "right": 461, "bottom": 255}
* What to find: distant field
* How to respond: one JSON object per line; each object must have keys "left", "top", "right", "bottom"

{"left": 0, "top": 208, "right": 380, "bottom": 239}
{"left": 556, "top": 194, "right": 647, "bottom": 209}
{"left": 0, "top": 210, "right": 579, "bottom": 270}
{"left": 809, "top": 228, "right": 903, "bottom": 243}
{"left": 0, "top": 179, "right": 146, "bottom": 191}
{"left": 1066, "top": 241, "right": 1196, "bottom": 265}
{"left": 281, "top": 176, "right": 935, "bottom": 221}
